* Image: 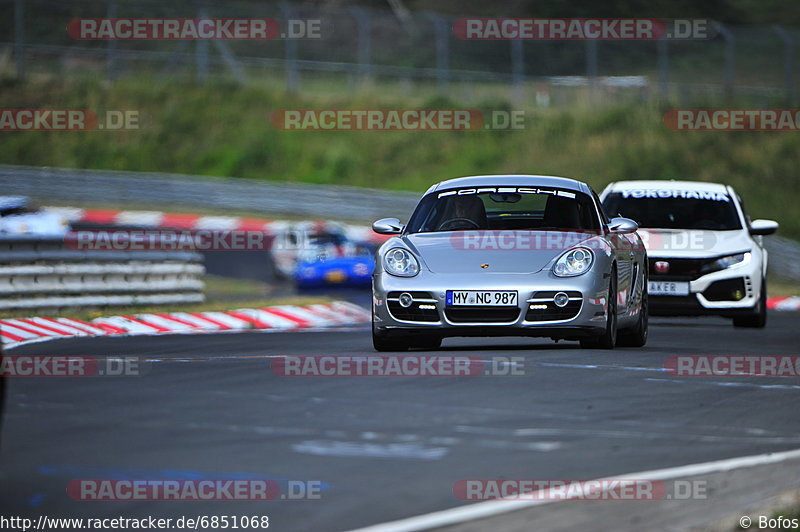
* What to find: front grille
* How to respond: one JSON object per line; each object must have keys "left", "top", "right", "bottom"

{"left": 648, "top": 258, "right": 705, "bottom": 281}
{"left": 445, "top": 307, "right": 520, "bottom": 324}
{"left": 387, "top": 302, "right": 439, "bottom": 321}
{"left": 387, "top": 291, "right": 439, "bottom": 322}
{"left": 525, "top": 290, "right": 582, "bottom": 322}
{"left": 703, "top": 278, "right": 747, "bottom": 302}
{"left": 525, "top": 301, "right": 582, "bottom": 322}
{"left": 649, "top": 256, "right": 749, "bottom": 281}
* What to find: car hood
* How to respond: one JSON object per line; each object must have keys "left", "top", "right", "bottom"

{"left": 637, "top": 228, "right": 751, "bottom": 258}
{"left": 403, "top": 231, "right": 598, "bottom": 274}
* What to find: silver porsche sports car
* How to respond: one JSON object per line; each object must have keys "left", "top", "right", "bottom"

{"left": 371, "top": 175, "right": 648, "bottom": 351}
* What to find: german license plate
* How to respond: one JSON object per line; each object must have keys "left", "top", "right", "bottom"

{"left": 648, "top": 281, "right": 689, "bottom": 296}
{"left": 446, "top": 290, "right": 518, "bottom": 306}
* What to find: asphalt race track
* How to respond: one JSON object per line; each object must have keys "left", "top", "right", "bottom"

{"left": 1, "top": 313, "right": 799, "bottom": 531}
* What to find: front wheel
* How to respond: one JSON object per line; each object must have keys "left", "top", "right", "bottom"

{"left": 372, "top": 327, "right": 411, "bottom": 352}
{"left": 733, "top": 277, "right": 767, "bottom": 329}
{"left": 618, "top": 279, "right": 648, "bottom": 348}
{"left": 372, "top": 307, "right": 410, "bottom": 351}
{"left": 580, "top": 270, "right": 618, "bottom": 349}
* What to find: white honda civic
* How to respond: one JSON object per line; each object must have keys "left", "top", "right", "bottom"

{"left": 600, "top": 180, "right": 778, "bottom": 328}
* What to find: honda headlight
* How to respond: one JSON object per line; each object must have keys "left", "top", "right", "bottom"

{"left": 554, "top": 247, "right": 594, "bottom": 277}
{"left": 701, "top": 252, "right": 750, "bottom": 274}
{"left": 383, "top": 247, "right": 420, "bottom": 277}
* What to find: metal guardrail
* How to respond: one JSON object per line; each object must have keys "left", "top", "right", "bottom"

{"left": 0, "top": 164, "right": 421, "bottom": 222}
{"left": 0, "top": 236, "right": 205, "bottom": 310}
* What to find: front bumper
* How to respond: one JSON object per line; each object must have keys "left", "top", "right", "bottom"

{"left": 649, "top": 257, "right": 762, "bottom": 316}
{"left": 373, "top": 269, "right": 609, "bottom": 339}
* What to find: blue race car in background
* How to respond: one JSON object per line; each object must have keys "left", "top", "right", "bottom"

{"left": 272, "top": 221, "right": 375, "bottom": 288}
{"left": 294, "top": 229, "right": 375, "bottom": 288}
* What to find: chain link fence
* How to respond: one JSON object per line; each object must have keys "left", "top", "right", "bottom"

{"left": 1, "top": 0, "right": 798, "bottom": 105}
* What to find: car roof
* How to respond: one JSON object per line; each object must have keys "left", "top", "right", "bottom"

{"left": 605, "top": 180, "right": 730, "bottom": 194}
{"left": 426, "top": 175, "right": 591, "bottom": 195}
{"left": 0, "top": 196, "right": 30, "bottom": 210}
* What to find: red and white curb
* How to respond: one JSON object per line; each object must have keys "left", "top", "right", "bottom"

{"left": 0, "top": 301, "right": 370, "bottom": 349}
{"left": 45, "top": 206, "right": 388, "bottom": 244}
{"left": 47, "top": 206, "right": 282, "bottom": 233}
{"left": 767, "top": 296, "right": 800, "bottom": 311}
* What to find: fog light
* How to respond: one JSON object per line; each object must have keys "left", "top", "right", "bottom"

{"left": 733, "top": 290, "right": 744, "bottom": 300}
{"left": 399, "top": 292, "right": 414, "bottom": 308}
{"left": 554, "top": 292, "right": 570, "bottom": 308}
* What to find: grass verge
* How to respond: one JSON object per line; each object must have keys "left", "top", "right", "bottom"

{"left": 2, "top": 76, "right": 799, "bottom": 239}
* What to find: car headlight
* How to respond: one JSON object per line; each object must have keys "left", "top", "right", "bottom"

{"left": 701, "top": 252, "right": 751, "bottom": 274}
{"left": 553, "top": 247, "right": 594, "bottom": 277}
{"left": 383, "top": 247, "right": 420, "bottom": 277}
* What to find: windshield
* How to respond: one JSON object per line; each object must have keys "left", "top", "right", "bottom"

{"left": 405, "top": 188, "right": 601, "bottom": 233}
{"left": 602, "top": 190, "right": 742, "bottom": 231}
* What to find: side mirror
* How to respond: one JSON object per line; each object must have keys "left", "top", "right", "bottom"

{"left": 607, "top": 217, "right": 638, "bottom": 235}
{"left": 372, "top": 218, "right": 404, "bottom": 235}
{"left": 749, "top": 219, "right": 778, "bottom": 236}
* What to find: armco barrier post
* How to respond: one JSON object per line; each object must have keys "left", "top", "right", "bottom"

{"left": 430, "top": 13, "right": 450, "bottom": 94}
{"left": 716, "top": 23, "right": 736, "bottom": 101}
{"left": 351, "top": 7, "right": 373, "bottom": 82}
{"left": 282, "top": 2, "right": 299, "bottom": 93}
{"left": 773, "top": 25, "right": 795, "bottom": 106}
{"left": 14, "top": 0, "right": 24, "bottom": 79}
{"left": 196, "top": 4, "right": 210, "bottom": 84}
{"left": 658, "top": 37, "right": 669, "bottom": 102}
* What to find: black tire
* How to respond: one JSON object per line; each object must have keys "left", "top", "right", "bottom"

{"left": 372, "top": 328, "right": 411, "bottom": 351}
{"left": 618, "top": 275, "right": 649, "bottom": 348}
{"left": 580, "top": 268, "right": 618, "bottom": 349}
{"left": 372, "top": 307, "right": 410, "bottom": 351}
{"left": 733, "top": 276, "right": 767, "bottom": 329}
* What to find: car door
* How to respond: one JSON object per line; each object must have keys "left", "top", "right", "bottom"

{"left": 592, "top": 189, "right": 634, "bottom": 315}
